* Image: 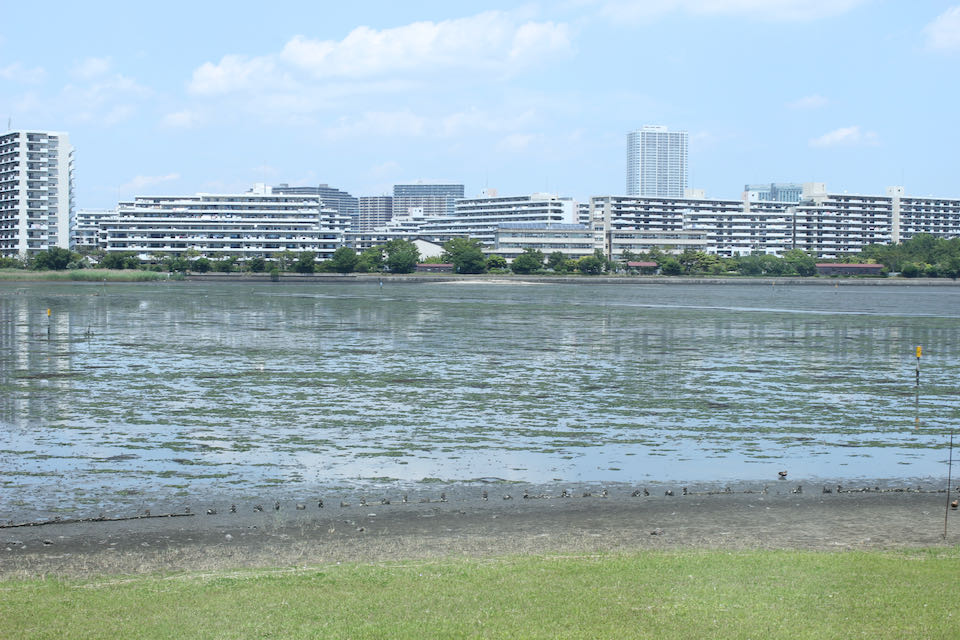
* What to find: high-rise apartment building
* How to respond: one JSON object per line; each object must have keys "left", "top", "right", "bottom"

{"left": 0, "top": 129, "right": 74, "bottom": 257}
{"left": 626, "top": 125, "right": 688, "bottom": 197}
{"left": 357, "top": 196, "right": 393, "bottom": 231}
{"left": 392, "top": 182, "right": 464, "bottom": 219}
{"left": 273, "top": 183, "right": 358, "bottom": 229}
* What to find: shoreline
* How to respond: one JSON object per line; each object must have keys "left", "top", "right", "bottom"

{"left": 2, "top": 270, "right": 959, "bottom": 286}
{"left": 3, "top": 485, "right": 958, "bottom": 578}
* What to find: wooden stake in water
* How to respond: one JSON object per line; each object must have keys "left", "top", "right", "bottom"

{"left": 914, "top": 346, "right": 922, "bottom": 428}
{"left": 946, "top": 430, "right": 954, "bottom": 539}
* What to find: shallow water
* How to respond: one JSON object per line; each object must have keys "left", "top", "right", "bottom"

{"left": 1, "top": 280, "right": 958, "bottom": 519}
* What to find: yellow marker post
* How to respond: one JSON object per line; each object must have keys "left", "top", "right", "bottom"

{"left": 47, "top": 308, "right": 51, "bottom": 317}
{"left": 916, "top": 346, "right": 921, "bottom": 387}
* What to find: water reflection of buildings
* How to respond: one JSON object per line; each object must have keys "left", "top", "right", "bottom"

{"left": 0, "top": 293, "right": 75, "bottom": 427}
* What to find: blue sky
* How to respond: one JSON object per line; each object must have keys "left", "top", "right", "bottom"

{"left": 2, "top": 1, "right": 958, "bottom": 208}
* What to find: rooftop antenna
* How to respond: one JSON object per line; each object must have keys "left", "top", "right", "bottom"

{"left": 6, "top": 117, "right": 10, "bottom": 131}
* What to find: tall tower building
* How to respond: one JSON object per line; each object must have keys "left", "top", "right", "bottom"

{"left": 392, "top": 182, "right": 464, "bottom": 219}
{"left": 0, "top": 130, "right": 75, "bottom": 257}
{"left": 626, "top": 125, "right": 688, "bottom": 197}
{"left": 358, "top": 196, "right": 393, "bottom": 231}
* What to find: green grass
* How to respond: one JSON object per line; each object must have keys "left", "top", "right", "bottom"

{"left": 2, "top": 549, "right": 958, "bottom": 639}
{"left": 0, "top": 268, "right": 168, "bottom": 281}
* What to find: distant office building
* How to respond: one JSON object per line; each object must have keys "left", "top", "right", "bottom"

{"left": 626, "top": 125, "right": 688, "bottom": 197}
{"left": 357, "top": 196, "right": 393, "bottom": 231}
{"left": 0, "top": 129, "right": 74, "bottom": 257}
{"left": 393, "top": 182, "right": 464, "bottom": 218}
{"left": 744, "top": 183, "right": 804, "bottom": 203}
{"left": 273, "top": 183, "right": 358, "bottom": 229}
{"left": 104, "top": 183, "right": 350, "bottom": 260}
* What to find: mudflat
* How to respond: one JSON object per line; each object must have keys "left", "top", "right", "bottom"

{"left": 3, "top": 482, "right": 957, "bottom": 578}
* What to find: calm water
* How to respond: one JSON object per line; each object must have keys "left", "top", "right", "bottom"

{"left": 1, "top": 280, "right": 958, "bottom": 519}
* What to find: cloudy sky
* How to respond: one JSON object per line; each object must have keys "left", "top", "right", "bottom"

{"left": 2, "top": 1, "right": 958, "bottom": 208}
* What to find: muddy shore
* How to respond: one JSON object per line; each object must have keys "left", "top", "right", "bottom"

{"left": 4, "top": 482, "right": 958, "bottom": 579}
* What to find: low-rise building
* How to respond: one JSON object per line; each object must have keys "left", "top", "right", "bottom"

{"left": 104, "top": 183, "right": 349, "bottom": 260}
{"left": 488, "top": 222, "right": 595, "bottom": 261}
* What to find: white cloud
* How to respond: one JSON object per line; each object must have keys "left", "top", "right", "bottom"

{"left": 190, "top": 11, "right": 572, "bottom": 96}
{"left": 0, "top": 62, "right": 46, "bottom": 84}
{"left": 120, "top": 173, "right": 181, "bottom": 192}
{"left": 809, "top": 125, "right": 878, "bottom": 148}
{"left": 72, "top": 57, "right": 112, "bottom": 80}
{"left": 925, "top": 6, "right": 960, "bottom": 52}
{"left": 189, "top": 54, "right": 287, "bottom": 95}
{"left": 600, "top": 0, "right": 867, "bottom": 22}
{"left": 161, "top": 109, "right": 202, "bottom": 128}
{"left": 323, "top": 111, "right": 427, "bottom": 139}
{"left": 496, "top": 132, "right": 538, "bottom": 152}
{"left": 788, "top": 94, "right": 828, "bottom": 109}
{"left": 62, "top": 73, "right": 151, "bottom": 126}
{"left": 440, "top": 107, "right": 537, "bottom": 137}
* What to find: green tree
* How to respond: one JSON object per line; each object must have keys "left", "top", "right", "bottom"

{"left": 485, "top": 254, "right": 508, "bottom": 271}
{"left": 294, "top": 251, "right": 317, "bottom": 273}
{"left": 577, "top": 254, "right": 606, "bottom": 275}
{"left": 32, "top": 247, "right": 76, "bottom": 270}
{"left": 660, "top": 258, "right": 682, "bottom": 276}
{"left": 0, "top": 256, "right": 25, "bottom": 269}
{"left": 193, "top": 257, "right": 211, "bottom": 273}
{"left": 442, "top": 237, "right": 487, "bottom": 274}
{"left": 546, "top": 251, "right": 568, "bottom": 272}
{"left": 163, "top": 255, "right": 190, "bottom": 273}
{"left": 329, "top": 247, "right": 359, "bottom": 273}
{"left": 356, "top": 247, "right": 384, "bottom": 273}
{"left": 383, "top": 239, "right": 420, "bottom": 274}
{"left": 782, "top": 249, "right": 817, "bottom": 276}
{"left": 275, "top": 250, "right": 298, "bottom": 272}
{"left": 511, "top": 248, "right": 544, "bottom": 274}
{"left": 212, "top": 256, "right": 237, "bottom": 273}
{"left": 247, "top": 256, "right": 266, "bottom": 273}
{"left": 900, "top": 262, "right": 922, "bottom": 277}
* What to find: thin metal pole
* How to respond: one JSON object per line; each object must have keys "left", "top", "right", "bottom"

{"left": 946, "top": 430, "right": 954, "bottom": 539}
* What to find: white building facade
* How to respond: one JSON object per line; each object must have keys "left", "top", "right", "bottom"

{"left": 104, "top": 184, "right": 349, "bottom": 260}
{"left": 0, "top": 130, "right": 74, "bottom": 257}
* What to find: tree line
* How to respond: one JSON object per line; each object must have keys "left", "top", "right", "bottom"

{"left": 4, "top": 233, "right": 958, "bottom": 278}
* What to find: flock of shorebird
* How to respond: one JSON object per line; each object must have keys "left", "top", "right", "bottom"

{"left": 182, "top": 471, "right": 957, "bottom": 517}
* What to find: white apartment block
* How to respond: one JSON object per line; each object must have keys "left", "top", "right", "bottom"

{"left": 489, "top": 223, "right": 596, "bottom": 261}
{"left": 0, "top": 130, "right": 74, "bottom": 257}
{"left": 589, "top": 184, "right": 960, "bottom": 259}
{"left": 104, "top": 184, "right": 350, "bottom": 260}
{"left": 422, "top": 193, "right": 578, "bottom": 246}
{"left": 73, "top": 208, "right": 117, "bottom": 250}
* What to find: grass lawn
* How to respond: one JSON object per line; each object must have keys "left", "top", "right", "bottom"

{"left": 1, "top": 549, "right": 958, "bottom": 639}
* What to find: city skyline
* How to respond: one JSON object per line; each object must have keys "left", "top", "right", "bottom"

{"left": 2, "top": 2, "right": 959, "bottom": 209}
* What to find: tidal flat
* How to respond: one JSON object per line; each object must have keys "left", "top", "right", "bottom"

{"left": 1, "top": 281, "right": 958, "bottom": 523}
